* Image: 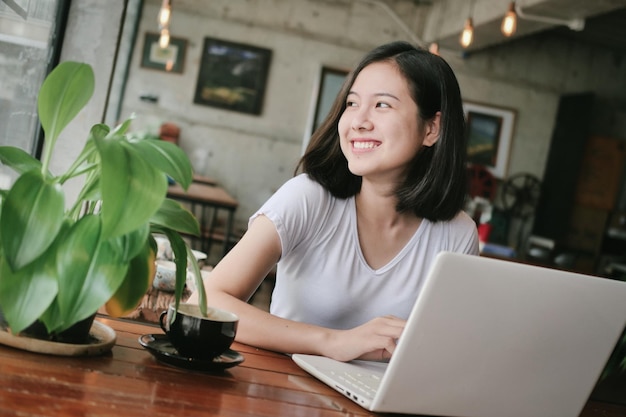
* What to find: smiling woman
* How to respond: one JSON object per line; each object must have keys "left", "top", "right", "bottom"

{"left": 187, "top": 41, "right": 479, "bottom": 363}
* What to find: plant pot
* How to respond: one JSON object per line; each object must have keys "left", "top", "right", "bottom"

{"left": 0, "top": 308, "right": 116, "bottom": 356}
{"left": 24, "top": 315, "right": 96, "bottom": 344}
{"left": 0, "top": 308, "right": 96, "bottom": 344}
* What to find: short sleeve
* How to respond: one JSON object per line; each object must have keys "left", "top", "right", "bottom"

{"left": 447, "top": 211, "right": 480, "bottom": 255}
{"left": 249, "top": 174, "right": 336, "bottom": 256}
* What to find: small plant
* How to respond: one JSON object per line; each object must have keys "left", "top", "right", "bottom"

{"left": 0, "top": 61, "right": 206, "bottom": 338}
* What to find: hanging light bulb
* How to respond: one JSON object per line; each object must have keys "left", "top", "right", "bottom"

{"left": 158, "top": 0, "right": 171, "bottom": 28}
{"left": 501, "top": 1, "right": 517, "bottom": 37}
{"left": 460, "top": 18, "right": 474, "bottom": 48}
{"left": 159, "top": 28, "right": 170, "bottom": 49}
{"left": 429, "top": 42, "right": 440, "bottom": 55}
{"left": 157, "top": 0, "right": 172, "bottom": 49}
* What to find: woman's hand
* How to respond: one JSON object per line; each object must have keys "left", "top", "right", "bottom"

{"left": 324, "top": 315, "right": 406, "bottom": 362}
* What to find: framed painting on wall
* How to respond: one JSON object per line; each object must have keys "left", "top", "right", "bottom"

{"left": 141, "top": 32, "right": 187, "bottom": 74}
{"left": 193, "top": 37, "right": 272, "bottom": 115}
{"left": 463, "top": 101, "right": 516, "bottom": 178}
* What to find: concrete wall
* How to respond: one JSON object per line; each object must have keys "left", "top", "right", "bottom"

{"left": 60, "top": 0, "right": 626, "bottom": 236}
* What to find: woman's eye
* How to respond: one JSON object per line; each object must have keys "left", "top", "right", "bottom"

{"left": 376, "top": 102, "right": 391, "bottom": 108}
{"left": 346, "top": 100, "right": 357, "bottom": 107}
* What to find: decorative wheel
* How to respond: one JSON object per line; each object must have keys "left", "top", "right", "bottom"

{"left": 500, "top": 173, "right": 541, "bottom": 218}
{"left": 467, "top": 164, "right": 497, "bottom": 201}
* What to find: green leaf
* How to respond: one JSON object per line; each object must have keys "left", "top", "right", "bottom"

{"left": 110, "top": 116, "right": 134, "bottom": 136}
{"left": 48, "top": 215, "right": 128, "bottom": 332}
{"left": 150, "top": 198, "right": 200, "bottom": 236}
{"left": 94, "top": 134, "right": 168, "bottom": 239}
{"left": 38, "top": 61, "right": 94, "bottom": 151}
{"left": 160, "top": 230, "right": 190, "bottom": 312}
{"left": 108, "top": 224, "right": 150, "bottom": 262}
{"left": 0, "top": 170, "right": 64, "bottom": 270}
{"left": 0, "top": 253, "right": 58, "bottom": 334}
{"left": 0, "top": 147, "right": 42, "bottom": 176}
{"left": 57, "top": 126, "right": 104, "bottom": 185}
{"left": 129, "top": 139, "right": 193, "bottom": 189}
{"left": 186, "top": 244, "right": 207, "bottom": 316}
{"left": 105, "top": 236, "right": 155, "bottom": 317}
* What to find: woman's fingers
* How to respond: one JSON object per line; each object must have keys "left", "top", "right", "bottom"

{"left": 328, "top": 316, "right": 407, "bottom": 362}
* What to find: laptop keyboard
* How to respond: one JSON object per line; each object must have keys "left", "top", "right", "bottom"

{"left": 331, "top": 370, "right": 381, "bottom": 399}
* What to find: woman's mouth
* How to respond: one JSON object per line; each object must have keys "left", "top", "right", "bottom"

{"left": 352, "top": 140, "right": 381, "bottom": 150}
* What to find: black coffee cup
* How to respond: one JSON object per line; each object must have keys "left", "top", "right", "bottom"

{"left": 159, "top": 303, "right": 238, "bottom": 360}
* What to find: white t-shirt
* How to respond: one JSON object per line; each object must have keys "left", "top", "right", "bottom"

{"left": 250, "top": 174, "right": 479, "bottom": 330}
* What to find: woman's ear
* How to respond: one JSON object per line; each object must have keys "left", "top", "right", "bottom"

{"left": 422, "top": 111, "right": 441, "bottom": 147}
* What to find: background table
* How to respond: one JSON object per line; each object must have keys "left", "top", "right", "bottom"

{"left": 0, "top": 317, "right": 623, "bottom": 416}
{"left": 167, "top": 182, "right": 239, "bottom": 259}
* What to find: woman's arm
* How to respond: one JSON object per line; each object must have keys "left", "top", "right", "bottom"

{"left": 187, "top": 215, "right": 405, "bottom": 361}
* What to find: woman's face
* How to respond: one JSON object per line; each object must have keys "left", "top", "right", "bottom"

{"left": 338, "top": 61, "right": 439, "bottom": 183}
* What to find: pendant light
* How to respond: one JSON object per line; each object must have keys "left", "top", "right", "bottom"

{"left": 158, "top": 0, "right": 172, "bottom": 48}
{"left": 429, "top": 42, "right": 440, "bottom": 55}
{"left": 460, "top": 0, "right": 475, "bottom": 48}
{"left": 158, "top": 0, "right": 171, "bottom": 28}
{"left": 158, "top": 28, "right": 170, "bottom": 49}
{"left": 460, "top": 17, "right": 474, "bottom": 48}
{"left": 501, "top": 1, "right": 517, "bottom": 37}
{"left": 429, "top": 0, "right": 447, "bottom": 56}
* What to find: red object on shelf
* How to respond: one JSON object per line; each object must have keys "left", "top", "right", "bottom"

{"left": 477, "top": 223, "right": 493, "bottom": 243}
{"left": 159, "top": 122, "right": 180, "bottom": 145}
{"left": 467, "top": 164, "right": 497, "bottom": 201}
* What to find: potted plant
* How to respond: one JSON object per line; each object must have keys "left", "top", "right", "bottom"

{"left": 0, "top": 61, "right": 207, "bottom": 345}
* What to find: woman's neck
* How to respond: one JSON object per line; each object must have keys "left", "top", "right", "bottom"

{"left": 354, "top": 181, "right": 422, "bottom": 269}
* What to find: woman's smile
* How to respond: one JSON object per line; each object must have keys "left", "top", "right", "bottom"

{"left": 352, "top": 140, "right": 382, "bottom": 152}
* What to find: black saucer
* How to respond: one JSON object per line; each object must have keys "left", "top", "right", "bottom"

{"left": 138, "top": 334, "right": 244, "bottom": 372}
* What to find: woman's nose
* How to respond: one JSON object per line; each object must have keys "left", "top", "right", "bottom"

{"left": 351, "top": 109, "right": 373, "bottom": 131}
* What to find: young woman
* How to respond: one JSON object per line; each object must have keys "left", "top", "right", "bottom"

{"left": 189, "top": 41, "right": 479, "bottom": 362}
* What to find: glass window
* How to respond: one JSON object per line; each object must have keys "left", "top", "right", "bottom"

{"left": 0, "top": 0, "right": 65, "bottom": 184}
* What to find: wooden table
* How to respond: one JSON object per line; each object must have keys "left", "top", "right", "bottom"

{"left": 0, "top": 317, "right": 623, "bottom": 417}
{"left": 167, "top": 182, "right": 239, "bottom": 258}
{"left": 192, "top": 173, "right": 218, "bottom": 186}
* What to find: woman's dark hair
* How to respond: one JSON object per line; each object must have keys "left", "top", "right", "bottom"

{"left": 296, "top": 41, "right": 468, "bottom": 222}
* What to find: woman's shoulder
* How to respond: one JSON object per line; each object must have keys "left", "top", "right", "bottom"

{"left": 432, "top": 210, "right": 479, "bottom": 254}
{"left": 449, "top": 210, "right": 476, "bottom": 227}
{"left": 278, "top": 174, "right": 330, "bottom": 199}
{"left": 260, "top": 174, "right": 339, "bottom": 216}
{"left": 426, "top": 210, "right": 475, "bottom": 228}
{"left": 282, "top": 173, "right": 323, "bottom": 188}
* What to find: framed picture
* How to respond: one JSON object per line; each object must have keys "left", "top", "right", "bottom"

{"left": 193, "top": 37, "right": 272, "bottom": 115}
{"left": 141, "top": 32, "right": 187, "bottom": 73}
{"left": 311, "top": 67, "right": 348, "bottom": 134}
{"left": 463, "top": 101, "right": 516, "bottom": 178}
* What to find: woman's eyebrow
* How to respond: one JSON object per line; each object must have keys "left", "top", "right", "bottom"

{"left": 347, "top": 91, "right": 400, "bottom": 101}
{"left": 375, "top": 92, "right": 400, "bottom": 101}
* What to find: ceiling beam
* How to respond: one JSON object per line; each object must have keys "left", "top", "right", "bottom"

{"left": 421, "top": 0, "right": 625, "bottom": 55}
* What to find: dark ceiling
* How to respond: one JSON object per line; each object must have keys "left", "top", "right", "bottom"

{"left": 547, "top": 6, "right": 626, "bottom": 54}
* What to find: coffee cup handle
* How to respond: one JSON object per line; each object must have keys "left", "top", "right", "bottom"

{"left": 159, "top": 310, "right": 169, "bottom": 334}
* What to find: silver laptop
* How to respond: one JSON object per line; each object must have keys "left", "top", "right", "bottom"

{"left": 293, "top": 251, "right": 626, "bottom": 417}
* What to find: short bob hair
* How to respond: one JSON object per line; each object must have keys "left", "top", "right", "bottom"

{"left": 296, "top": 41, "right": 468, "bottom": 222}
